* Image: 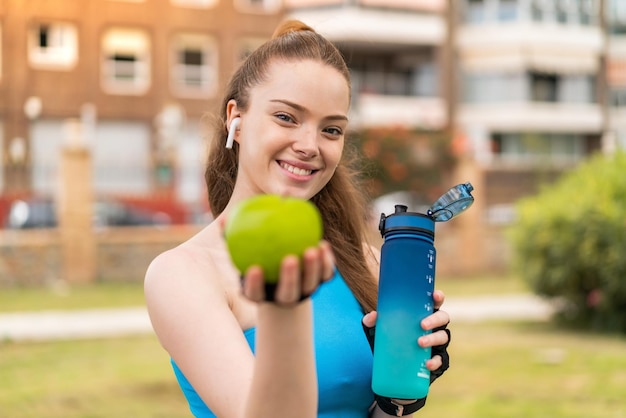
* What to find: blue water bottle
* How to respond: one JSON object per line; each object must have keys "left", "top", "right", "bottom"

{"left": 371, "top": 183, "right": 474, "bottom": 400}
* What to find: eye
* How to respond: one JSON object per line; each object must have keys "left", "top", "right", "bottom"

{"left": 275, "top": 113, "right": 295, "bottom": 124}
{"left": 323, "top": 126, "right": 343, "bottom": 137}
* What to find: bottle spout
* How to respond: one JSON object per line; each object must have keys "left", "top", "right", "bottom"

{"left": 427, "top": 182, "right": 475, "bottom": 222}
{"left": 394, "top": 204, "right": 408, "bottom": 214}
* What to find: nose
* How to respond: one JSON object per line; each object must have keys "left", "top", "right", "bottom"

{"left": 292, "top": 127, "right": 319, "bottom": 158}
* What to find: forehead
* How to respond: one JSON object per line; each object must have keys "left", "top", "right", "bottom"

{"left": 250, "top": 59, "right": 351, "bottom": 114}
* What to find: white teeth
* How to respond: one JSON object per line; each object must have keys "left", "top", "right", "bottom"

{"left": 281, "top": 162, "right": 313, "bottom": 176}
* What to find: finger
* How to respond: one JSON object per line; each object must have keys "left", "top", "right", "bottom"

{"left": 418, "top": 328, "right": 450, "bottom": 348}
{"left": 275, "top": 254, "right": 301, "bottom": 304}
{"left": 426, "top": 355, "right": 443, "bottom": 371}
{"left": 433, "top": 289, "right": 446, "bottom": 310}
{"left": 301, "top": 246, "right": 322, "bottom": 296}
{"left": 362, "top": 310, "right": 378, "bottom": 328}
{"left": 319, "top": 240, "right": 336, "bottom": 281}
{"left": 421, "top": 309, "right": 450, "bottom": 331}
{"left": 242, "top": 265, "right": 265, "bottom": 302}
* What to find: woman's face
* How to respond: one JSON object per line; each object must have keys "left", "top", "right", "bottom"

{"left": 231, "top": 58, "right": 350, "bottom": 201}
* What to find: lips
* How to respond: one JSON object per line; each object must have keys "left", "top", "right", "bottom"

{"left": 278, "top": 161, "right": 317, "bottom": 176}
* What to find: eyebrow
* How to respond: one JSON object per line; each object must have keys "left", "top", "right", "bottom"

{"left": 269, "top": 99, "right": 349, "bottom": 122}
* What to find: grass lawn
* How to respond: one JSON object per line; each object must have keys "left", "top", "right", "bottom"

{"left": 420, "top": 321, "right": 626, "bottom": 418}
{"left": 0, "top": 335, "right": 189, "bottom": 418}
{"left": 2, "top": 276, "right": 624, "bottom": 417}
{"left": 438, "top": 273, "right": 530, "bottom": 297}
{"left": 0, "top": 281, "right": 147, "bottom": 313}
{"left": 0, "top": 274, "right": 528, "bottom": 313}
{"left": 1, "top": 320, "right": 625, "bottom": 418}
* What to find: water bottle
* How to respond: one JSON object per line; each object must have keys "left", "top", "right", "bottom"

{"left": 371, "top": 183, "right": 474, "bottom": 400}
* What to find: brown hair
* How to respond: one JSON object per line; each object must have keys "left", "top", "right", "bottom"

{"left": 205, "top": 20, "right": 378, "bottom": 312}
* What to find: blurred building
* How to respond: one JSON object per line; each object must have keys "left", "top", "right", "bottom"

{"left": 606, "top": 0, "right": 626, "bottom": 153}
{"left": 0, "top": 0, "right": 282, "bottom": 221}
{"left": 455, "top": 0, "right": 613, "bottom": 225}
{"left": 286, "top": 0, "right": 452, "bottom": 131}
{"left": 0, "top": 0, "right": 622, "bottom": 228}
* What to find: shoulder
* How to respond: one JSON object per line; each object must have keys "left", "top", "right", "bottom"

{"left": 144, "top": 224, "right": 230, "bottom": 297}
{"left": 144, "top": 228, "right": 236, "bottom": 349}
{"left": 143, "top": 229, "right": 258, "bottom": 414}
{"left": 144, "top": 240, "right": 216, "bottom": 300}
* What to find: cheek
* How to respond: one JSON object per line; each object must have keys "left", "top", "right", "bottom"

{"left": 326, "top": 141, "right": 344, "bottom": 168}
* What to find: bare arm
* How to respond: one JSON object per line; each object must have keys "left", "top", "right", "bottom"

{"left": 145, "top": 239, "right": 332, "bottom": 418}
{"left": 145, "top": 250, "right": 318, "bottom": 418}
{"left": 240, "top": 254, "right": 321, "bottom": 417}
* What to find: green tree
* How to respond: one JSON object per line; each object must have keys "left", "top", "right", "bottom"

{"left": 508, "top": 151, "right": 626, "bottom": 332}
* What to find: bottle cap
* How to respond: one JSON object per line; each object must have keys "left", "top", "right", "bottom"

{"left": 378, "top": 207, "right": 434, "bottom": 237}
{"left": 427, "top": 182, "right": 475, "bottom": 222}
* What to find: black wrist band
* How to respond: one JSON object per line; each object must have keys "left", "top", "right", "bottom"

{"left": 430, "top": 325, "right": 451, "bottom": 383}
{"left": 375, "top": 396, "right": 427, "bottom": 416}
{"left": 263, "top": 282, "right": 311, "bottom": 305}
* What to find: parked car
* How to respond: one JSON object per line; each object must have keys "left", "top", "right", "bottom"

{"left": 3, "top": 197, "right": 171, "bottom": 229}
{"left": 5, "top": 198, "right": 56, "bottom": 229}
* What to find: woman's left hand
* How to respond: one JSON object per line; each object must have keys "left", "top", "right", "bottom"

{"left": 419, "top": 290, "right": 450, "bottom": 373}
{"left": 362, "top": 289, "right": 450, "bottom": 375}
{"left": 363, "top": 291, "right": 451, "bottom": 416}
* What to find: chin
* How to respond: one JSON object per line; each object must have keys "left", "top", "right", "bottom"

{"left": 271, "top": 187, "right": 318, "bottom": 201}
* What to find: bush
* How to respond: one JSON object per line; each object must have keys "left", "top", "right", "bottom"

{"left": 352, "top": 127, "right": 456, "bottom": 201}
{"left": 508, "top": 151, "right": 626, "bottom": 333}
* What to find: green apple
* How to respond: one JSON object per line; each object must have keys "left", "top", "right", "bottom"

{"left": 224, "top": 194, "right": 324, "bottom": 283}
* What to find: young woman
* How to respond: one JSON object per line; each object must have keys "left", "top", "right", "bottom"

{"left": 145, "top": 20, "right": 451, "bottom": 418}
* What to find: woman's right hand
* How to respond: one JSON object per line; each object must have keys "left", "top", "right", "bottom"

{"left": 241, "top": 240, "right": 335, "bottom": 306}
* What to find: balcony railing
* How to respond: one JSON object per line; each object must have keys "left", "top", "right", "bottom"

{"left": 350, "top": 94, "right": 447, "bottom": 129}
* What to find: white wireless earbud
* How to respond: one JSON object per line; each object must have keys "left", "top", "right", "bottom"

{"left": 225, "top": 117, "right": 241, "bottom": 149}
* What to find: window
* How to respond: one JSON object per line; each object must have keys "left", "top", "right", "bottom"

{"left": 234, "top": 0, "right": 281, "bottom": 14}
{"left": 461, "top": 0, "right": 597, "bottom": 25}
{"left": 530, "top": 72, "right": 558, "bottom": 102}
{"left": 464, "top": 0, "right": 486, "bottom": 23}
{"left": 531, "top": 0, "right": 597, "bottom": 25}
{"left": 531, "top": 0, "right": 555, "bottom": 23}
{"left": 463, "top": 71, "right": 595, "bottom": 104}
{"left": 462, "top": 72, "right": 526, "bottom": 103}
{"left": 577, "top": 0, "right": 596, "bottom": 24}
{"left": 559, "top": 75, "right": 595, "bottom": 103}
{"left": 347, "top": 50, "right": 438, "bottom": 97}
{"left": 171, "top": 34, "right": 218, "bottom": 97}
{"left": 28, "top": 22, "right": 78, "bottom": 69}
{"left": 492, "top": 132, "right": 584, "bottom": 163}
{"left": 101, "top": 28, "right": 150, "bottom": 95}
{"left": 93, "top": 122, "right": 152, "bottom": 194}
{"left": 498, "top": 0, "right": 518, "bottom": 21}
{"left": 412, "top": 62, "right": 438, "bottom": 97}
{"left": 529, "top": 72, "right": 595, "bottom": 103}
{"left": 607, "top": 0, "right": 626, "bottom": 34}
{"left": 610, "top": 88, "right": 626, "bottom": 108}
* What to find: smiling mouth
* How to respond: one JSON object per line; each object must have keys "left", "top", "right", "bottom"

{"left": 279, "top": 161, "right": 316, "bottom": 176}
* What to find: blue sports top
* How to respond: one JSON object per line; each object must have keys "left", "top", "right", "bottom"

{"left": 171, "top": 270, "right": 375, "bottom": 417}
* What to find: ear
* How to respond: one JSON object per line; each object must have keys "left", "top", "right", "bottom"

{"left": 225, "top": 100, "right": 242, "bottom": 148}
{"left": 226, "top": 99, "right": 241, "bottom": 131}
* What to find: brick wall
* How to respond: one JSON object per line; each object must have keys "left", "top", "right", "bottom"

{"left": 0, "top": 229, "right": 62, "bottom": 286}
{"left": 0, "top": 225, "right": 201, "bottom": 286}
{"left": 0, "top": 223, "right": 511, "bottom": 287}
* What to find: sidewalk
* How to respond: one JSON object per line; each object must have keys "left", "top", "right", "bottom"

{"left": 0, "top": 294, "right": 555, "bottom": 342}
